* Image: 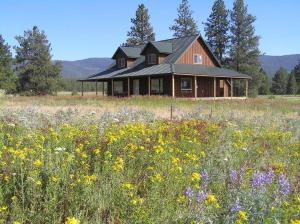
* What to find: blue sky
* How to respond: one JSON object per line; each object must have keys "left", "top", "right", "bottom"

{"left": 1, "top": 0, "right": 299, "bottom": 60}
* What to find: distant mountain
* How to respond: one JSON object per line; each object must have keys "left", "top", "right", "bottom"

{"left": 60, "top": 58, "right": 114, "bottom": 79}
{"left": 259, "top": 54, "right": 300, "bottom": 78}
{"left": 59, "top": 55, "right": 300, "bottom": 80}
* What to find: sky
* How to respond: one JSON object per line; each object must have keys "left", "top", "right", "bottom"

{"left": 1, "top": 0, "right": 299, "bottom": 61}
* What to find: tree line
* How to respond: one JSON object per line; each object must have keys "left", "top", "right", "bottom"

{"left": 0, "top": 0, "right": 299, "bottom": 96}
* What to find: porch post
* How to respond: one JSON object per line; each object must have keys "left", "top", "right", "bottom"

{"left": 172, "top": 74, "right": 175, "bottom": 98}
{"left": 102, "top": 82, "right": 105, "bottom": 96}
{"left": 213, "top": 77, "right": 216, "bottom": 100}
{"left": 112, "top": 79, "right": 114, "bottom": 96}
{"left": 231, "top": 78, "right": 233, "bottom": 99}
{"left": 128, "top": 77, "right": 130, "bottom": 97}
{"left": 81, "top": 81, "right": 83, "bottom": 96}
{"left": 245, "top": 79, "right": 248, "bottom": 98}
{"left": 96, "top": 81, "right": 98, "bottom": 96}
{"left": 148, "top": 76, "right": 151, "bottom": 96}
{"left": 194, "top": 76, "right": 197, "bottom": 99}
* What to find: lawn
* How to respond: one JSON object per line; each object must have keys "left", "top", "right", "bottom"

{"left": 0, "top": 95, "right": 299, "bottom": 223}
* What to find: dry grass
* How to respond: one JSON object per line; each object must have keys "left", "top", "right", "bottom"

{"left": 0, "top": 94, "right": 299, "bottom": 120}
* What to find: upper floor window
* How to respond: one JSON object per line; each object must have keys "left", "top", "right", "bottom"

{"left": 117, "top": 58, "right": 126, "bottom": 68}
{"left": 181, "top": 78, "right": 192, "bottom": 91}
{"left": 147, "top": 54, "right": 157, "bottom": 65}
{"left": 193, "top": 54, "right": 202, "bottom": 64}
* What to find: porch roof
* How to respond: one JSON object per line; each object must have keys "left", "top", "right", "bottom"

{"left": 82, "top": 63, "right": 251, "bottom": 81}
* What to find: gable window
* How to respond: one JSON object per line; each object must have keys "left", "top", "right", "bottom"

{"left": 193, "top": 54, "right": 202, "bottom": 64}
{"left": 113, "top": 81, "right": 123, "bottom": 94}
{"left": 181, "top": 78, "right": 192, "bottom": 91}
{"left": 147, "top": 54, "right": 157, "bottom": 65}
{"left": 151, "top": 78, "right": 163, "bottom": 94}
{"left": 117, "top": 58, "right": 126, "bottom": 68}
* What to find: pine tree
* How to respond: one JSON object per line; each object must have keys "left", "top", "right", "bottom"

{"left": 258, "top": 68, "right": 270, "bottom": 95}
{"left": 229, "top": 0, "right": 260, "bottom": 97}
{"left": 271, "top": 67, "right": 288, "bottom": 95}
{"left": 170, "top": 0, "right": 199, "bottom": 38}
{"left": 286, "top": 73, "right": 297, "bottom": 95}
{"left": 14, "top": 26, "right": 61, "bottom": 95}
{"left": 204, "top": 0, "right": 229, "bottom": 63}
{"left": 126, "top": 4, "right": 155, "bottom": 46}
{"left": 291, "top": 61, "right": 300, "bottom": 93}
{"left": 0, "top": 35, "right": 16, "bottom": 93}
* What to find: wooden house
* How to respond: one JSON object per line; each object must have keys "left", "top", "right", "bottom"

{"left": 79, "top": 35, "right": 250, "bottom": 99}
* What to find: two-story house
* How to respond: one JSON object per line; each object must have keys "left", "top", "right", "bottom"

{"left": 79, "top": 35, "right": 250, "bottom": 98}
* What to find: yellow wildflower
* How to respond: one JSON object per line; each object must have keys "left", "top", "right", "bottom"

{"left": 33, "top": 159, "right": 42, "bottom": 168}
{"left": 150, "top": 173, "right": 163, "bottom": 183}
{"left": 113, "top": 157, "right": 124, "bottom": 172}
{"left": 191, "top": 172, "right": 201, "bottom": 182}
{"left": 0, "top": 205, "right": 7, "bottom": 212}
{"left": 122, "top": 182, "right": 135, "bottom": 190}
{"left": 65, "top": 217, "right": 80, "bottom": 224}
{"left": 237, "top": 210, "right": 247, "bottom": 221}
{"left": 13, "top": 222, "right": 21, "bottom": 224}
{"left": 131, "top": 197, "right": 144, "bottom": 206}
{"left": 205, "top": 194, "right": 217, "bottom": 204}
{"left": 291, "top": 220, "right": 300, "bottom": 224}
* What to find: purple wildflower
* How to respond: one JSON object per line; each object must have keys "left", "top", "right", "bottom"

{"left": 185, "top": 187, "right": 194, "bottom": 200}
{"left": 251, "top": 172, "right": 266, "bottom": 188}
{"left": 201, "top": 170, "right": 209, "bottom": 185}
{"left": 230, "top": 169, "right": 238, "bottom": 184}
{"left": 230, "top": 200, "right": 241, "bottom": 213}
{"left": 196, "top": 190, "right": 207, "bottom": 205}
{"left": 265, "top": 170, "right": 275, "bottom": 185}
{"left": 278, "top": 175, "right": 290, "bottom": 196}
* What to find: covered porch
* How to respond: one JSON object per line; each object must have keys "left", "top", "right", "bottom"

{"left": 79, "top": 74, "right": 249, "bottom": 99}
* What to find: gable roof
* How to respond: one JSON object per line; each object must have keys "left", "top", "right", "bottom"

{"left": 80, "top": 35, "right": 250, "bottom": 81}
{"left": 112, "top": 46, "right": 143, "bottom": 59}
{"left": 141, "top": 41, "right": 173, "bottom": 55}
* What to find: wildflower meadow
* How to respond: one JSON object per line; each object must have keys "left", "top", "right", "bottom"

{"left": 0, "top": 96, "right": 299, "bottom": 223}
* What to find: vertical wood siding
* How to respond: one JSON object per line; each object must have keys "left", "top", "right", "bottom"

{"left": 176, "top": 39, "right": 217, "bottom": 67}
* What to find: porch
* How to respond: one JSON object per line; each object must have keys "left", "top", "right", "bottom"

{"left": 79, "top": 74, "right": 249, "bottom": 99}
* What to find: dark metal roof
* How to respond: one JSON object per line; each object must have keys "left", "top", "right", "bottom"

{"left": 82, "top": 35, "right": 250, "bottom": 81}
{"left": 173, "top": 64, "right": 251, "bottom": 79}
{"left": 141, "top": 41, "right": 173, "bottom": 55}
{"left": 112, "top": 46, "right": 143, "bottom": 59}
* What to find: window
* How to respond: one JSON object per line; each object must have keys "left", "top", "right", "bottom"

{"left": 113, "top": 81, "right": 123, "bottom": 93}
{"left": 147, "top": 54, "right": 157, "bottom": 65}
{"left": 181, "top": 78, "right": 192, "bottom": 91}
{"left": 193, "top": 54, "right": 202, "bottom": 64}
{"left": 151, "top": 78, "right": 163, "bottom": 94}
{"left": 117, "top": 58, "right": 126, "bottom": 68}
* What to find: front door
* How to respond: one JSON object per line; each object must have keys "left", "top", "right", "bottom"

{"left": 133, "top": 79, "right": 139, "bottom": 95}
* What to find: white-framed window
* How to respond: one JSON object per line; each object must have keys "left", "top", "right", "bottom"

{"left": 117, "top": 58, "right": 126, "bottom": 68}
{"left": 151, "top": 78, "right": 163, "bottom": 94}
{"left": 113, "top": 81, "right": 123, "bottom": 93}
{"left": 181, "top": 78, "right": 192, "bottom": 91}
{"left": 147, "top": 54, "right": 157, "bottom": 65}
{"left": 193, "top": 54, "right": 202, "bottom": 64}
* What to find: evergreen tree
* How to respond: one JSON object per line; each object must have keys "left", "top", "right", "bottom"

{"left": 271, "top": 67, "right": 288, "bottom": 95}
{"left": 229, "top": 0, "right": 260, "bottom": 97}
{"left": 170, "top": 0, "right": 199, "bottom": 38}
{"left": 258, "top": 68, "right": 270, "bottom": 95}
{"left": 204, "top": 0, "right": 229, "bottom": 63}
{"left": 126, "top": 4, "right": 155, "bottom": 46}
{"left": 0, "top": 35, "right": 16, "bottom": 93}
{"left": 286, "top": 73, "right": 297, "bottom": 95}
{"left": 14, "top": 26, "right": 61, "bottom": 95}
{"left": 291, "top": 61, "right": 300, "bottom": 93}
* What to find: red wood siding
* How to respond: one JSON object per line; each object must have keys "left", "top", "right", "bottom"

{"left": 176, "top": 39, "right": 217, "bottom": 67}
{"left": 175, "top": 75, "right": 195, "bottom": 98}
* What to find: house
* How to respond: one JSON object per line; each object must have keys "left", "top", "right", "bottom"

{"left": 79, "top": 35, "right": 250, "bottom": 99}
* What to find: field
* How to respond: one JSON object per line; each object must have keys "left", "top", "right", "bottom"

{"left": 0, "top": 95, "right": 299, "bottom": 223}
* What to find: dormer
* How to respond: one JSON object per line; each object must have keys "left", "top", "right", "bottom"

{"left": 112, "top": 47, "right": 141, "bottom": 69}
{"left": 141, "top": 42, "right": 173, "bottom": 65}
